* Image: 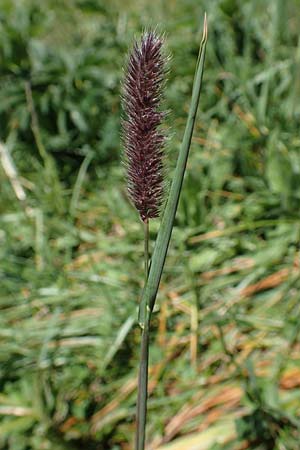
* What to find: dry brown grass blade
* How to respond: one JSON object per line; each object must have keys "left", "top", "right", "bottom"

{"left": 91, "top": 378, "right": 137, "bottom": 433}
{"left": 155, "top": 420, "right": 237, "bottom": 450}
{"left": 160, "top": 386, "right": 242, "bottom": 445}
{"left": 200, "top": 258, "right": 255, "bottom": 281}
{"left": 239, "top": 267, "right": 297, "bottom": 298}
{"left": 280, "top": 368, "right": 300, "bottom": 389}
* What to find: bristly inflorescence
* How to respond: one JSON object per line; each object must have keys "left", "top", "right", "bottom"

{"left": 122, "top": 31, "right": 167, "bottom": 222}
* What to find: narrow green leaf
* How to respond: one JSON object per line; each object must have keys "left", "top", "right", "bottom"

{"left": 138, "top": 15, "right": 208, "bottom": 327}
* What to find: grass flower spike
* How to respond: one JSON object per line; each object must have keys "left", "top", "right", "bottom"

{"left": 122, "top": 31, "right": 167, "bottom": 222}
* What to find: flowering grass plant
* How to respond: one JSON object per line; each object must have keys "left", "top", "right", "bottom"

{"left": 122, "top": 15, "right": 207, "bottom": 450}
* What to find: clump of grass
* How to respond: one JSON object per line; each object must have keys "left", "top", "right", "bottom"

{"left": 122, "top": 15, "right": 207, "bottom": 450}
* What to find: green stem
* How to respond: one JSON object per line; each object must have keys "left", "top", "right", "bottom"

{"left": 135, "top": 322, "right": 150, "bottom": 450}
{"left": 144, "top": 219, "right": 149, "bottom": 283}
{"left": 136, "top": 219, "right": 150, "bottom": 450}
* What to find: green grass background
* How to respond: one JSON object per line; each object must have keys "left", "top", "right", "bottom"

{"left": 1, "top": 0, "right": 300, "bottom": 448}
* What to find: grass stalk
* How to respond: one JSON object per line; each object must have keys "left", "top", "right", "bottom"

{"left": 135, "top": 323, "right": 150, "bottom": 450}
{"left": 144, "top": 219, "right": 149, "bottom": 282}
{"left": 136, "top": 219, "right": 150, "bottom": 450}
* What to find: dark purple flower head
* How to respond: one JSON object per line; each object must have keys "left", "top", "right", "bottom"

{"left": 122, "top": 31, "right": 167, "bottom": 222}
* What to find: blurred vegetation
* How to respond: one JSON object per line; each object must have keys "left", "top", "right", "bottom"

{"left": 1, "top": 0, "right": 300, "bottom": 449}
